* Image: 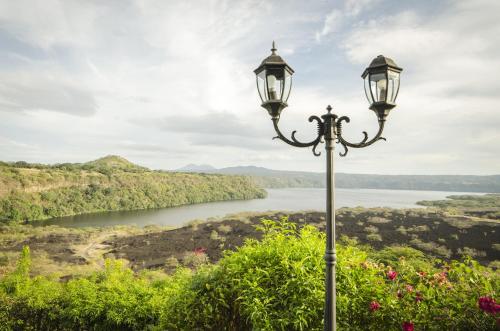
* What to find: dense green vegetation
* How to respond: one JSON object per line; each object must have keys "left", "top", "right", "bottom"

{"left": 249, "top": 174, "right": 324, "bottom": 188}
{"left": 180, "top": 165, "right": 325, "bottom": 188}
{"left": 180, "top": 164, "right": 500, "bottom": 192}
{"left": 417, "top": 194, "right": 500, "bottom": 220}
{"left": 0, "top": 156, "right": 266, "bottom": 223}
{"left": 336, "top": 174, "right": 500, "bottom": 193}
{"left": 0, "top": 219, "right": 497, "bottom": 330}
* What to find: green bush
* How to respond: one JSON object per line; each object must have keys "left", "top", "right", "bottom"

{"left": 0, "top": 220, "right": 498, "bottom": 330}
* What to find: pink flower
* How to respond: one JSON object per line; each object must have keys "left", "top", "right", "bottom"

{"left": 479, "top": 296, "right": 500, "bottom": 315}
{"left": 405, "top": 285, "right": 414, "bottom": 293}
{"left": 418, "top": 271, "right": 427, "bottom": 277}
{"left": 194, "top": 247, "right": 207, "bottom": 255}
{"left": 387, "top": 270, "right": 397, "bottom": 281}
{"left": 369, "top": 301, "right": 381, "bottom": 312}
{"left": 402, "top": 321, "right": 414, "bottom": 331}
{"left": 415, "top": 292, "right": 423, "bottom": 303}
{"left": 397, "top": 290, "right": 403, "bottom": 299}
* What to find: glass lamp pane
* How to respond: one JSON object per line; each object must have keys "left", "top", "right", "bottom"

{"left": 370, "top": 73, "right": 388, "bottom": 102}
{"left": 266, "top": 73, "right": 283, "bottom": 101}
{"left": 257, "top": 70, "right": 267, "bottom": 102}
{"left": 387, "top": 70, "right": 400, "bottom": 103}
{"left": 282, "top": 69, "right": 292, "bottom": 102}
{"left": 364, "top": 76, "right": 373, "bottom": 104}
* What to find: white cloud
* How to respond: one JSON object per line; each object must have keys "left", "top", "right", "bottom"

{"left": 331, "top": 1, "right": 500, "bottom": 174}
{"left": 0, "top": 70, "right": 97, "bottom": 116}
{"left": 0, "top": 0, "right": 100, "bottom": 50}
{"left": 344, "top": 0, "right": 378, "bottom": 16}
{"left": 316, "top": 10, "right": 343, "bottom": 42}
{"left": 0, "top": 0, "right": 498, "bottom": 174}
{"left": 315, "top": 0, "right": 378, "bottom": 42}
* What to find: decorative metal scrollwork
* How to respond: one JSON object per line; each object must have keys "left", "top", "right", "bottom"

{"left": 272, "top": 116, "right": 325, "bottom": 156}
{"left": 335, "top": 116, "right": 386, "bottom": 157}
{"left": 271, "top": 106, "right": 386, "bottom": 157}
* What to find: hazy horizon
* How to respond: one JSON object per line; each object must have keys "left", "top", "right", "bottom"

{"left": 2, "top": 154, "right": 499, "bottom": 177}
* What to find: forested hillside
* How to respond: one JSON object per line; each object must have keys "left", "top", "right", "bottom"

{"left": 178, "top": 164, "right": 500, "bottom": 192}
{"left": 0, "top": 156, "right": 266, "bottom": 223}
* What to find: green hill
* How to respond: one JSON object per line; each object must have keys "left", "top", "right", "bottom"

{"left": 85, "top": 155, "right": 146, "bottom": 171}
{"left": 0, "top": 157, "right": 266, "bottom": 223}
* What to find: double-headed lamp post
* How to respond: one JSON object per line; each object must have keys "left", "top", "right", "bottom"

{"left": 254, "top": 42, "right": 402, "bottom": 331}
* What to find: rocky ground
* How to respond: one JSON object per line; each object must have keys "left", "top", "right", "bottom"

{"left": 2, "top": 207, "right": 498, "bottom": 279}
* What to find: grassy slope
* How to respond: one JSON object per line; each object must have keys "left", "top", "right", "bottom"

{"left": 417, "top": 194, "right": 500, "bottom": 220}
{"left": 0, "top": 156, "right": 266, "bottom": 223}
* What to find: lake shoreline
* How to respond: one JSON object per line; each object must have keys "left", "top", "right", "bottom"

{"left": 37, "top": 188, "right": 488, "bottom": 228}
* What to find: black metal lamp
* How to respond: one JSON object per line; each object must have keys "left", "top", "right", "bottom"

{"left": 254, "top": 42, "right": 402, "bottom": 331}
{"left": 254, "top": 41, "right": 294, "bottom": 119}
{"left": 362, "top": 55, "right": 402, "bottom": 120}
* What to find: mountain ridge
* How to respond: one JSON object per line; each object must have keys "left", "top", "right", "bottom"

{"left": 175, "top": 164, "right": 500, "bottom": 193}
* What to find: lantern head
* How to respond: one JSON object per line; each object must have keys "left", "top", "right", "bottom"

{"left": 254, "top": 42, "right": 294, "bottom": 119}
{"left": 362, "top": 55, "right": 402, "bottom": 120}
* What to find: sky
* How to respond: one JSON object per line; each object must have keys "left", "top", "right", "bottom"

{"left": 0, "top": 0, "right": 499, "bottom": 175}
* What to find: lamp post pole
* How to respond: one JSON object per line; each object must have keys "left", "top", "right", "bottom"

{"left": 323, "top": 108, "right": 337, "bottom": 331}
{"left": 254, "top": 43, "right": 402, "bottom": 331}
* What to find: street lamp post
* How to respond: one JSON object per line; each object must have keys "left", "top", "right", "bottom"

{"left": 254, "top": 42, "right": 402, "bottom": 331}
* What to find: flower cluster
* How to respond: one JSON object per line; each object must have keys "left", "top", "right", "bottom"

{"left": 478, "top": 296, "right": 499, "bottom": 315}
{"left": 194, "top": 247, "right": 207, "bottom": 255}
{"left": 387, "top": 270, "right": 397, "bottom": 281}
{"left": 402, "top": 321, "right": 414, "bottom": 331}
{"left": 369, "top": 301, "right": 381, "bottom": 312}
{"left": 431, "top": 271, "right": 449, "bottom": 287}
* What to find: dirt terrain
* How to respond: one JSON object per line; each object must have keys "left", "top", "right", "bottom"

{"left": 104, "top": 209, "right": 499, "bottom": 272}
{"left": 1, "top": 208, "right": 498, "bottom": 277}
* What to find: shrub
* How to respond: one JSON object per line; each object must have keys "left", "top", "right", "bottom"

{"left": 0, "top": 220, "right": 498, "bottom": 330}
{"left": 409, "top": 238, "right": 452, "bottom": 258}
{"left": 371, "top": 246, "right": 426, "bottom": 266}
{"left": 217, "top": 224, "right": 232, "bottom": 234}
{"left": 367, "top": 217, "right": 392, "bottom": 224}
{"left": 396, "top": 226, "right": 408, "bottom": 235}
{"left": 366, "top": 233, "right": 383, "bottom": 242}
{"left": 458, "top": 247, "right": 487, "bottom": 258}
{"left": 182, "top": 251, "right": 209, "bottom": 268}
{"left": 210, "top": 230, "right": 220, "bottom": 240}
{"left": 364, "top": 225, "right": 379, "bottom": 234}
{"left": 407, "top": 225, "right": 430, "bottom": 233}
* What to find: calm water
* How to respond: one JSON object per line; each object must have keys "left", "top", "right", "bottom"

{"left": 38, "top": 188, "right": 482, "bottom": 228}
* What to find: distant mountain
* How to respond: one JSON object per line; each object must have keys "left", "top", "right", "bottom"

{"left": 175, "top": 164, "right": 500, "bottom": 193}
{"left": 176, "top": 164, "right": 217, "bottom": 172}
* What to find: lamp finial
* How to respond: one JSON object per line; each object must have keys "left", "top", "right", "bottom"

{"left": 271, "top": 41, "right": 277, "bottom": 54}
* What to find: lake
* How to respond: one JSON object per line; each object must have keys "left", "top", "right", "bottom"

{"left": 38, "top": 188, "right": 482, "bottom": 228}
